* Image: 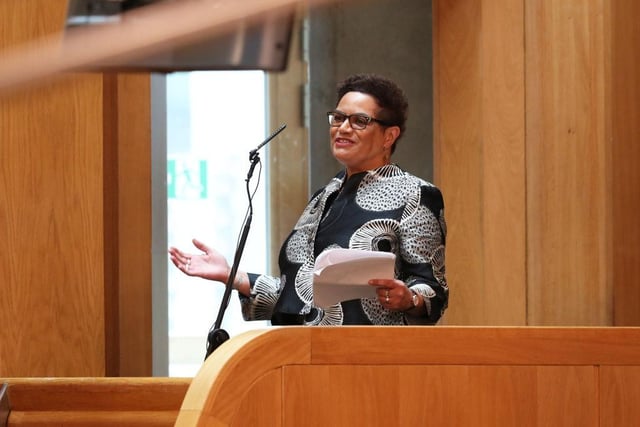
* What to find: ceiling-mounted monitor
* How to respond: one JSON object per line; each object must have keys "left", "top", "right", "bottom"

{"left": 64, "top": 0, "right": 294, "bottom": 72}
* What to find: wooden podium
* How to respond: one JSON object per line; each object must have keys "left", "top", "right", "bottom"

{"left": 176, "top": 326, "right": 640, "bottom": 426}
{"left": 4, "top": 327, "right": 640, "bottom": 426}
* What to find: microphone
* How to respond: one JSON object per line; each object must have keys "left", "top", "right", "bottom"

{"left": 249, "top": 123, "right": 287, "bottom": 160}
{"left": 205, "top": 123, "right": 287, "bottom": 359}
{"left": 247, "top": 123, "right": 286, "bottom": 180}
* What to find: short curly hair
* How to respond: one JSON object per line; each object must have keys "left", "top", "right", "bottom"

{"left": 336, "top": 73, "right": 409, "bottom": 149}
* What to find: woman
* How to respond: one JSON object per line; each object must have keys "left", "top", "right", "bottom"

{"left": 169, "top": 73, "right": 448, "bottom": 325}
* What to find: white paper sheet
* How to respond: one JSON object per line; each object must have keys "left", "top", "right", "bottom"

{"left": 312, "top": 248, "right": 396, "bottom": 308}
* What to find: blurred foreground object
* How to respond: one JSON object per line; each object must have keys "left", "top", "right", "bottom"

{"left": 65, "top": 0, "right": 294, "bottom": 72}
{"left": 0, "top": 0, "right": 310, "bottom": 95}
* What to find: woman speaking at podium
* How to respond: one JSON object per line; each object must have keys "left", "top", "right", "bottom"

{"left": 169, "top": 73, "right": 448, "bottom": 326}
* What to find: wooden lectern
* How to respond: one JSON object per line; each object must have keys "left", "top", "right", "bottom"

{"left": 3, "top": 327, "right": 640, "bottom": 426}
{"left": 176, "top": 326, "right": 640, "bottom": 426}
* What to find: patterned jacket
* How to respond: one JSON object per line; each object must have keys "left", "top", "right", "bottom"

{"left": 240, "top": 164, "right": 448, "bottom": 325}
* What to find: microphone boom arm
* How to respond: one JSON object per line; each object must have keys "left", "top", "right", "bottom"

{"left": 205, "top": 124, "right": 286, "bottom": 359}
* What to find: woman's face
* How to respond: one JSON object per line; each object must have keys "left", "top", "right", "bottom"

{"left": 330, "top": 91, "right": 399, "bottom": 177}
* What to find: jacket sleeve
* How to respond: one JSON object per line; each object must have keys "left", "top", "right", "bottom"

{"left": 398, "top": 183, "right": 448, "bottom": 324}
{"left": 238, "top": 273, "right": 282, "bottom": 321}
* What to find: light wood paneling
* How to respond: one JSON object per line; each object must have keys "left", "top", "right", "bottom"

{"left": 435, "top": 0, "right": 640, "bottom": 327}
{"left": 600, "top": 366, "right": 640, "bottom": 426}
{"left": 6, "top": 377, "right": 189, "bottom": 427}
{"left": 0, "top": 0, "right": 106, "bottom": 376}
{"left": 115, "top": 73, "right": 153, "bottom": 376}
{"left": 7, "top": 328, "right": 636, "bottom": 426}
{"left": 176, "top": 328, "right": 310, "bottom": 426}
{"left": 0, "top": 0, "right": 152, "bottom": 377}
{"left": 610, "top": 0, "right": 640, "bottom": 326}
{"left": 433, "top": 0, "right": 526, "bottom": 325}
{"left": 535, "top": 366, "right": 599, "bottom": 426}
{"left": 308, "top": 326, "right": 640, "bottom": 365}
{"left": 175, "top": 327, "right": 640, "bottom": 427}
{"left": 433, "top": 0, "right": 484, "bottom": 324}
{"left": 480, "top": 0, "right": 526, "bottom": 326}
{"left": 103, "top": 73, "right": 120, "bottom": 377}
{"left": 234, "top": 369, "right": 282, "bottom": 426}
{"left": 525, "top": 0, "right": 611, "bottom": 325}
{"left": 0, "top": 0, "right": 62, "bottom": 47}
{"left": 284, "top": 365, "right": 597, "bottom": 426}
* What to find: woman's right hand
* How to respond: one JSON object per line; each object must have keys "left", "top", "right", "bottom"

{"left": 168, "top": 238, "right": 231, "bottom": 283}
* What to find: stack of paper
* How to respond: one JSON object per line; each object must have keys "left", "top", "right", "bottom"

{"left": 312, "top": 248, "right": 396, "bottom": 308}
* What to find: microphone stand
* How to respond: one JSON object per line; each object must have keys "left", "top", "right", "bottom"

{"left": 205, "top": 124, "right": 286, "bottom": 359}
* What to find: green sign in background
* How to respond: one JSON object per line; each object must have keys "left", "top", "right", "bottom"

{"left": 167, "top": 159, "right": 207, "bottom": 199}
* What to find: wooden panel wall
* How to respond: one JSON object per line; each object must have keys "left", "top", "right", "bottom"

{"left": 0, "top": 0, "right": 152, "bottom": 376}
{"left": 0, "top": 0, "right": 106, "bottom": 376}
{"left": 433, "top": 0, "right": 526, "bottom": 325}
{"left": 110, "top": 74, "right": 153, "bottom": 376}
{"left": 434, "top": 0, "right": 640, "bottom": 326}
{"left": 525, "top": 0, "right": 610, "bottom": 325}
{"left": 610, "top": 0, "right": 640, "bottom": 326}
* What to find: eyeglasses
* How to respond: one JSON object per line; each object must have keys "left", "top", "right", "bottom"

{"left": 327, "top": 111, "right": 391, "bottom": 130}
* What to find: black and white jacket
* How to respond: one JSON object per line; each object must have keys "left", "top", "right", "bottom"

{"left": 241, "top": 164, "right": 448, "bottom": 325}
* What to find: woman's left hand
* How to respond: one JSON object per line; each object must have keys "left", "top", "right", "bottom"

{"left": 368, "top": 278, "right": 413, "bottom": 311}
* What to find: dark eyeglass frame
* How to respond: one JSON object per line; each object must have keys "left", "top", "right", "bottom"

{"left": 326, "top": 111, "right": 392, "bottom": 130}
